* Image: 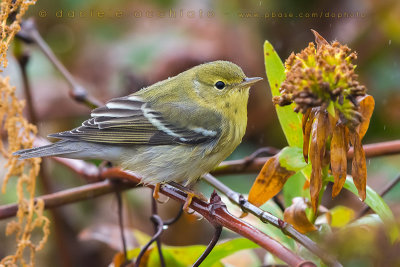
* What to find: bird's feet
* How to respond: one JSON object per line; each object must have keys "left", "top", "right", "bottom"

{"left": 152, "top": 183, "right": 169, "bottom": 204}
{"left": 182, "top": 190, "right": 207, "bottom": 213}
{"left": 152, "top": 182, "right": 206, "bottom": 212}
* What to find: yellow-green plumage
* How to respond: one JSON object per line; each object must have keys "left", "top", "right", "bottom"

{"left": 14, "top": 61, "right": 262, "bottom": 185}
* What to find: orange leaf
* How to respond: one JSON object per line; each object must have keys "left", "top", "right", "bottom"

{"left": 302, "top": 109, "right": 316, "bottom": 163}
{"left": 309, "top": 111, "right": 330, "bottom": 212}
{"left": 284, "top": 197, "right": 317, "bottom": 234}
{"left": 331, "top": 124, "right": 349, "bottom": 198}
{"left": 351, "top": 131, "right": 367, "bottom": 200}
{"left": 112, "top": 252, "right": 126, "bottom": 267}
{"left": 302, "top": 108, "right": 312, "bottom": 134}
{"left": 248, "top": 155, "right": 295, "bottom": 207}
{"left": 357, "top": 95, "right": 375, "bottom": 140}
{"left": 303, "top": 179, "right": 310, "bottom": 190}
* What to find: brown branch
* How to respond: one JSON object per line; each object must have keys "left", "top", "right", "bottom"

{"left": 0, "top": 168, "right": 313, "bottom": 267}
{"left": 101, "top": 169, "right": 314, "bottom": 267}
{"left": 0, "top": 180, "right": 136, "bottom": 219}
{"left": 347, "top": 140, "right": 400, "bottom": 159}
{"left": 212, "top": 140, "right": 400, "bottom": 175}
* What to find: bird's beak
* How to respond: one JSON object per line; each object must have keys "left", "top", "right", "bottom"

{"left": 239, "top": 77, "right": 263, "bottom": 87}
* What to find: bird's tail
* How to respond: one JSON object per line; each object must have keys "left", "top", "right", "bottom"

{"left": 13, "top": 141, "right": 80, "bottom": 160}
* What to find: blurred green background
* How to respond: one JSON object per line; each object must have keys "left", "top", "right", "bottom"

{"left": 1, "top": 0, "right": 400, "bottom": 266}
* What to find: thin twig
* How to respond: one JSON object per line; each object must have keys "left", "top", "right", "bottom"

{"left": 16, "top": 19, "right": 103, "bottom": 109}
{"left": 16, "top": 51, "right": 37, "bottom": 123}
{"left": 164, "top": 205, "right": 184, "bottom": 226}
{"left": 115, "top": 189, "right": 128, "bottom": 260}
{"left": 135, "top": 215, "right": 164, "bottom": 267}
{"left": 202, "top": 173, "right": 342, "bottom": 267}
{"left": 151, "top": 192, "right": 166, "bottom": 267}
{"left": 192, "top": 225, "right": 222, "bottom": 267}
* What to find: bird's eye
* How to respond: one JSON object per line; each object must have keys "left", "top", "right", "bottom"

{"left": 215, "top": 81, "right": 225, "bottom": 90}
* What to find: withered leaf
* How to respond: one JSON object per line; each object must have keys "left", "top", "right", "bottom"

{"left": 357, "top": 95, "right": 375, "bottom": 140}
{"left": 351, "top": 131, "right": 367, "bottom": 201}
{"left": 112, "top": 252, "right": 126, "bottom": 267}
{"left": 311, "top": 29, "right": 329, "bottom": 50}
{"left": 331, "top": 124, "right": 349, "bottom": 198}
{"left": 303, "top": 109, "right": 316, "bottom": 163}
{"left": 302, "top": 108, "right": 312, "bottom": 134}
{"left": 309, "top": 110, "right": 330, "bottom": 212}
{"left": 248, "top": 154, "right": 295, "bottom": 207}
{"left": 283, "top": 197, "right": 317, "bottom": 234}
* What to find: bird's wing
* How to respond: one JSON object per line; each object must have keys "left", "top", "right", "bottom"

{"left": 49, "top": 95, "right": 222, "bottom": 145}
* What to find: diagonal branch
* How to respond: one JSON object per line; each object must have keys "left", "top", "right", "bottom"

{"left": 17, "top": 19, "right": 103, "bottom": 109}
{"left": 202, "top": 173, "right": 341, "bottom": 267}
{"left": 0, "top": 165, "right": 315, "bottom": 266}
{"left": 212, "top": 140, "right": 400, "bottom": 175}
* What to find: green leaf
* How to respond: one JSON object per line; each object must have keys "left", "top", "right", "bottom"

{"left": 277, "top": 146, "right": 310, "bottom": 204}
{"left": 279, "top": 146, "right": 308, "bottom": 172}
{"left": 326, "top": 175, "right": 399, "bottom": 242}
{"left": 201, "top": 238, "right": 259, "bottom": 266}
{"left": 283, "top": 171, "right": 308, "bottom": 207}
{"left": 127, "top": 238, "right": 258, "bottom": 267}
{"left": 147, "top": 245, "right": 206, "bottom": 267}
{"left": 264, "top": 41, "right": 308, "bottom": 202}
{"left": 327, "top": 101, "right": 335, "bottom": 117}
{"left": 264, "top": 40, "right": 303, "bottom": 148}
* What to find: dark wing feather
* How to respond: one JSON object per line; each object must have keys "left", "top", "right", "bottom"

{"left": 49, "top": 95, "right": 221, "bottom": 145}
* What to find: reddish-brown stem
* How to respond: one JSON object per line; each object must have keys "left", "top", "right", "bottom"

{"left": 212, "top": 140, "right": 400, "bottom": 175}
{"left": 0, "top": 180, "right": 135, "bottom": 219}
{"left": 0, "top": 169, "right": 311, "bottom": 267}
{"left": 347, "top": 140, "right": 400, "bottom": 159}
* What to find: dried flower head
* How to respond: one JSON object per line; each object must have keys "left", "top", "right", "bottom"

{"left": 275, "top": 30, "right": 366, "bottom": 130}
{"left": 275, "top": 30, "right": 374, "bottom": 212}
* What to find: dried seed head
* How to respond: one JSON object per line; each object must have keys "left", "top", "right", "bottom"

{"left": 276, "top": 30, "right": 367, "bottom": 129}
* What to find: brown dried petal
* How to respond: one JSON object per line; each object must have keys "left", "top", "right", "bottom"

{"left": 303, "top": 109, "right": 316, "bottom": 163}
{"left": 331, "top": 124, "right": 349, "bottom": 198}
{"left": 309, "top": 110, "right": 330, "bottom": 212}
{"left": 311, "top": 29, "right": 329, "bottom": 50}
{"left": 284, "top": 197, "right": 317, "bottom": 234}
{"left": 357, "top": 95, "right": 375, "bottom": 140}
{"left": 351, "top": 131, "right": 367, "bottom": 201}
{"left": 302, "top": 108, "right": 312, "bottom": 134}
{"left": 248, "top": 155, "right": 295, "bottom": 207}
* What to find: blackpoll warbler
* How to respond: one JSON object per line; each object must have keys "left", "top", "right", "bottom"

{"left": 15, "top": 61, "right": 262, "bottom": 204}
